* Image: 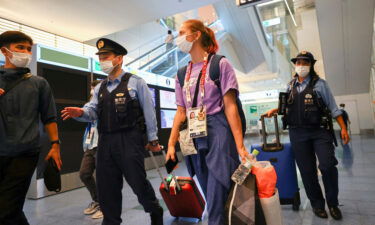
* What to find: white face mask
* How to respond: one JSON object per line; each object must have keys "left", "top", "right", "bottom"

{"left": 176, "top": 34, "right": 194, "bottom": 53}
{"left": 295, "top": 66, "right": 310, "bottom": 78}
{"left": 100, "top": 60, "right": 116, "bottom": 74}
{"left": 5, "top": 48, "right": 32, "bottom": 68}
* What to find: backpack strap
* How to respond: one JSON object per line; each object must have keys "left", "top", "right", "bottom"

{"left": 177, "top": 66, "right": 188, "bottom": 88}
{"left": 209, "top": 54, "right": 225, "bottom": 91}
{"left": 177, "top": 53, "right": 221, "bottom": 88}
{"left": 2, "top": 73, "right": 32, "bottom": 97}
{"left": 0, "top": 73, "right": 32, "bottom": 134}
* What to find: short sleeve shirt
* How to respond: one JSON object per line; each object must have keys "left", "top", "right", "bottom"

{"left": 175, "top": 58, "right": 239, "bottom": 115}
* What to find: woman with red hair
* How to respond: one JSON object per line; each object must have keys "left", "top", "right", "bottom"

{"left": 166, "top": 19, "right": 249, "bottom": 225}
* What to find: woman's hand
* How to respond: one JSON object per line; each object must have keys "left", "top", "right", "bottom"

{"left": 238, "top": 145, "right": 252, "bottom": 164}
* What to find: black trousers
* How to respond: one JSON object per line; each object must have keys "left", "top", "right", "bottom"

{"left": 0, "top": 153, "right": 39, "bottom": 225}
{"left": 289, "top": 128, "right": 339, "bottom": 209}
{"left": 79, "top": 148, "right": 98, "bottom": 202}
{"left": 97, "top": 130, "right": 160, "bottom": 225}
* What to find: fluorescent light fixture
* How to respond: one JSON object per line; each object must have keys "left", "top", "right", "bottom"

{"left": 283, "top": 0, "right": 297, "bottom": 27}
{"left": 0, "top": 17, "right": 97, "bottom": 57}
{"left": 236, "top": 0, "right": 274, "bottom": 7}
{"left": 257, "top": 0, "right": 283, "bottom": 7}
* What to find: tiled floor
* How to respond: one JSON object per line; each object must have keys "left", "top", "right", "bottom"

{"left": 23, "top": 134, "right": 375, "bottom": 225}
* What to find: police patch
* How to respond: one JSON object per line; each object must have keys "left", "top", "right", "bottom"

{"left": 98, "top": 40, "right": 104, "bottom": 49}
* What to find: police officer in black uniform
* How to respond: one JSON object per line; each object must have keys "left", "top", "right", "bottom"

{"left": 61, "top": 38, "right": 164, "bottom": 225}
{"left": 266, "top": 51, "right": 350, "bottom": 220}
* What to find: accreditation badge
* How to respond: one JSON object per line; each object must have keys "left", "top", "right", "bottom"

{"left": 187, "top": 106, "right": 207, "bottom": 138}
{"left": 85, "top": 127, "right": 95, "bottom": 145}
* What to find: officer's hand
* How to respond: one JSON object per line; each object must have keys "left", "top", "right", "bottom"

{"left": 263, "top": 108, "right": 278, "bottom": 118}
{"left": 341, "top": 128, "right": 350, "bottom": 145}
{"left": 166, "top": 146, "right": 176, "bottom": 162}
{"left": 0, "top": 88, "right": 5, "bottom": 96}
{"left": 146, "top": 143, "right": 162, "bottom": 152}
{"left": 61, "top": 107, "right": 84, "bottom": 120}
{"left": 45, "top": 144, "right": 62, "bottom": 170}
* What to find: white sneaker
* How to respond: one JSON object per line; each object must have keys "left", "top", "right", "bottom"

{"left": 91, "top": 208, "right": 103, "bottom": 219}
{"left": 84, "top": 202, "right": 99, "bottom": 215}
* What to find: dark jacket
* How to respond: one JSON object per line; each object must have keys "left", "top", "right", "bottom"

{"left": 0, "top": 67, "right": 57, "bottom": 156}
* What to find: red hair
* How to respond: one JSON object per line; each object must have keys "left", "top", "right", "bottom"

{"left": 184, "top": 19, "right": 219, "bottom": 54}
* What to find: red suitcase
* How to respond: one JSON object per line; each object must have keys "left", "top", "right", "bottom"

{"left": 160, "top": 176, "right": 205, "bottom": 219}
{"left": 149, "top": 151, "right": 206, "bottom": 219}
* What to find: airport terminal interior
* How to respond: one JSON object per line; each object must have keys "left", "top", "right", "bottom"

{"left": 1, "top": 0, "right": 375, "bottom": 224}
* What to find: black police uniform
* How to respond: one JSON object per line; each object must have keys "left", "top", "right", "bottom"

{"left": 284, "top": 52, "right": 339, "bottom": 211}
{"left": 89, "top": 38, "right": 162, "bottom": 225}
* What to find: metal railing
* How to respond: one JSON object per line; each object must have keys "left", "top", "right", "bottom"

{"left": 125, "top": 20, "right": 225, "bottom": 77}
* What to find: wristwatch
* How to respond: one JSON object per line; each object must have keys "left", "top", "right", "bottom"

{"left": 51, "top": 140, "right": 61, "bottom": 146}
{"left": 149, "top": 140, "right": 159, "bottom": 147}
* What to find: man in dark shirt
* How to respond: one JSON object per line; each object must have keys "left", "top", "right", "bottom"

{"left": 339, "top": 104, "right": 350, "bottom": 130}
{"left": 0, "top": 31, "right": 62, "bottom": 225}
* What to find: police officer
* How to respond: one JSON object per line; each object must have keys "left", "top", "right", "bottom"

{"left": 265, "top": 51, "right": 350, "bottom": 220}
{"left": 61, "top": 38, "right": 163, "bottom": 225}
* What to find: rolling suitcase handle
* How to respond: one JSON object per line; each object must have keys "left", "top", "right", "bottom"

{"left": 260, "top": 114, "right": 283, "bottom": 151}
{"left": 148, "top": 148, "right": 181, "bottom": 192}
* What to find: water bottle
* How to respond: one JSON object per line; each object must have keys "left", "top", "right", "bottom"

{"left": 231, "top": 149, "right": 260, "bottom": 185}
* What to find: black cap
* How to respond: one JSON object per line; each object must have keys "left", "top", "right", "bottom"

{"left": 95, "top": 38, "right": 127, "bottom": 55}
{"left": 291, "top": 51, "right": 316, "bottom": 64}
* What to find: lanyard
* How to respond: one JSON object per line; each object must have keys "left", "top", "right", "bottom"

{"left": 185, "top": 54, "right": 211, "bottom": 105}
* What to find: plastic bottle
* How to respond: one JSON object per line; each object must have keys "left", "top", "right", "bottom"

{"left": 231, "top": 149, "right": 260, "bottom": 185}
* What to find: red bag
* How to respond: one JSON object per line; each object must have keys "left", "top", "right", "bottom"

{"left": 251, "top": 161, "right": 277, "bottom": 198}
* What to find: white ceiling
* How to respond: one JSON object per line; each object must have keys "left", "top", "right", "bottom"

{"left": 0, "top": 0, "right": 219, "bottom": 42}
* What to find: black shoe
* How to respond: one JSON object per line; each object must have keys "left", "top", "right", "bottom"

{"left": 313, "top": 208, "right": 328, "bottom": 219}
{"left": 150, "top": 206, "right": 164, "bottom": 225}
{"left": 329, "top": 207, "right": 342, "bottom": 220}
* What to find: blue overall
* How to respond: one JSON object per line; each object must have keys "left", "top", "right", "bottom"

{"left": 185, "top": 111, "right": 240, "bottom": 225}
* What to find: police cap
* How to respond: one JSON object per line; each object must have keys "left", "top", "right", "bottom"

{"left": 96, "top": 38, "right": 127, "bottom": 55}
{"left": 291, "top": 51, "right": 316, "bottom": 64}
